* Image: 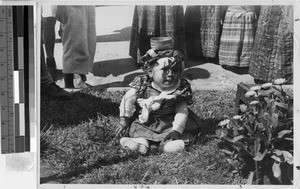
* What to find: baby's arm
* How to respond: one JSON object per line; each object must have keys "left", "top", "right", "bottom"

{"left": 172, "top": 102, "right": 189, "bottom": 134}
{"left": 116, "top": 88, "right": 138, "bottom": 136}
{"left": 119, "top": 88, "right": 137, "bottom": 118}
{"left": 163, "top": 102, "right": 189, "bottom": 142}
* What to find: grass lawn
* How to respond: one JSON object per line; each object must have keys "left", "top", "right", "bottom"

{"left": 40, "top": 87, "right": 246, "bottom": 184}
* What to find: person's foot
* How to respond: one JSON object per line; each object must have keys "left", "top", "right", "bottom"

{"left": 41, "top": 82, "right": 72, "bottom": 99}
{"left": 74, "top": 74, "right": 88, "bottom": 89}
{"left": 46, "top": 58, "right": 57, "bottom": 81}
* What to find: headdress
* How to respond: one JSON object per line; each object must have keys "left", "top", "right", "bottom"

{"left": 141, "top": 49, "right": 185, "bottom": 75}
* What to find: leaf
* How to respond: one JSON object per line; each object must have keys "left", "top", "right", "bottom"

{"left": 278, "top": 118, "right": 293, "bottom": 128}
{"left": 267, "top": 99, "right": 276, "bottom": 114}
{"left": 271, "top": 155, "right": 282, "bottom": 162}
{"left": 272, "top": 161, "right": 281, "bottom": 178}
{"left": 221, "top": 149, "right": 233, "bottom": 155}
{"left": 258, "top": 89, "right": 274, "bottom": 97}
{"left": 246, "top": 171, "right": 254, "bottom": 185}
{"left": 232, "top": 135, "right": 244, "bottom": 143}
{"left": 244, "top": 124, "right": 253, "bottom": 134}
{"left": 281, "top": 150, "right": 294, "bottom": 164}
{"left": 253, "top": 150, "right": 267, "bottom": 161}
{"left": 227, "top": 158, "right": 238, "bottom": 168}
{"left": 262, "top": 119, "right": 271, "bottom": 139}
{"left": 233, "top": 141, "right": 252, "bottom": 156}
{"left": 254, "top": 133, "right": 268, "bottom": 144}
{"left": 271, "top": 150, "right": 293, "bottom": 164}
{"left": 217, "top": 128, "right": 232, "bottom": 142}
{"left": 273, "top": 149, "right": 282, "bottom": 156}
{"left": 277, "top": 130, "right": 292, "bottom": 138}
{"left": 254, "top": 139, "right": 261, "bottom": 153}
{"left": 256, "top": 122, "right": 265, "bottom": 130}
{"left": 275, "top": 102, "right": 290, "bottom": 111}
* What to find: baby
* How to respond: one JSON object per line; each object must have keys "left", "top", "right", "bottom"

{"left": 116, "top": 49, "right": 197, "bottom": 154}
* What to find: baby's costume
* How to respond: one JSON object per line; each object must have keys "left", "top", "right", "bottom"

{"left": 119, "top": 74, "right": 200, "bottom": 144}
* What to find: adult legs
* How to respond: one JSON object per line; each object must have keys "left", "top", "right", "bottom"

{"left": 41, "top": 17, "right": 57, "bottom": 80}
{"left": 41, "top": 43, "right": 72, "bottom": 99}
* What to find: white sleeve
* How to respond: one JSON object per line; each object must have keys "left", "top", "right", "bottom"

{"left": 119, "top": 88, "right": 138, "bottom": 117}
{"left": 172, "top": 102, "right": 189, "bottom": 134}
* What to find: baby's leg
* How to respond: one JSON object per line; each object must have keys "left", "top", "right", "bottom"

{"left": 160, "top": 140, "right": 185, "bottom": 153}
{"left": 120, "top": 137, "right": 149, "bottom": 154}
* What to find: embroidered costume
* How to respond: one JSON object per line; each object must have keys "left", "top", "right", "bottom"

{"left": 120, "top": 75, "right": 199, "bottom": 142}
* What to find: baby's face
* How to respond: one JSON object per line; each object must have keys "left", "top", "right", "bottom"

{"left": 149, "top": 57, "right": 181, "bottom": 90}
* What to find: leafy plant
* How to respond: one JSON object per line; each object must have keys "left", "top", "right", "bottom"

{"left": 216, "top": 79, "right": 293, "bottom": 184}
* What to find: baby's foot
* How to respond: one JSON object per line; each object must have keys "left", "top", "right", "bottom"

{"left": 120, "top": 137, "right": 149, "bottom": 154}
{"left": 159, "top": 139, "right": 185, "bottom": 153}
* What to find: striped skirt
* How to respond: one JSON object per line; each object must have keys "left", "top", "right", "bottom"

{"left": 218, "top": 10, "right": 256, "bottom": 67}
{"left": 185, "top": 6, "right": 225, "bottom": 58}
{"left": 249, "top": 5, "right": 293, "bottom": 83}
{"left": 129, "top": 5, "right": 186, "bottom": 63}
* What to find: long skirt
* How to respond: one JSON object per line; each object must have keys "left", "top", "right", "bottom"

{"left": 249, "top": 5, "right": 293, "bottom": 83}
{"left": 218, "top": 9, "right": 256, "bottom": 67}
{"left": 59, "top": 6, "right": 97, "bottom": 74}
{"left": 129, "top": 5, "right": 186, "bottom": 63}
{"left": 185, "top": 6, "right": 226, "bottom": 58}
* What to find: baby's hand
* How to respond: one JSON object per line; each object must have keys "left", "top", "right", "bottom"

{"left": 115, "top": 124, "right": 125, "bottom": 137}
{"left": 115, "top": 117, "right": 129, "bottom": 137}
{"left": 163, "top": 130, "right": 181, "bottom": 142}
{"left": 137, "top": 98, "right": 153, "bottom": 108}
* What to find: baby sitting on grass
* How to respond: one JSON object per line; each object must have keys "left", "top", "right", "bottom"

{"left": 116, "top": 49, "right": 199, "bottom": 154}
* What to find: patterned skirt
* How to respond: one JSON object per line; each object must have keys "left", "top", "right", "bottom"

{"left": 129, "top": 109, "right": 201, "bottom": 142}
{"left": 218, "top": 10, "right": 256, "bottom": 67}
{"left": 249, "top": 5, "right": 293, "bottom": 83}
{"left": 129, "top": 5, "right": 186, "bottom": 63}
{"left": 185, "top": 6, "right": 225, "bottom": 58}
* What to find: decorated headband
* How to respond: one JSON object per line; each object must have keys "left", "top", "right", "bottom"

{"left": 141, "top": 49, "right": 185, "bottom": 74}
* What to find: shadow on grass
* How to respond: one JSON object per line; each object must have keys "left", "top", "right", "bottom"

{"left": 40, "top": 152, "right": 140, "bottom": 184}
{"left": 40, "top": 90, "right": 121, "bottom": 130}
{"left": 185, "top": 116, "right": 223, "bottom": 148}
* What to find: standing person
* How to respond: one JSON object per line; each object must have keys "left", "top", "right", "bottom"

{"left": 56, "top": 5, "right": 97, "bottom": 89}
{"left": 249, "top": 5, "right": 293, "bottom": 84}
{"left": 129, "top": 5, "right": 186, "bottom": 64}
{"left": 185, "top": 5, "right": 227, "bottom": 60}
{"left": 218, "top": 6, "right": 258, "bottom": 72}
{"left": 41, "top": 5, "right": 58, "bottom": 81}
{"left": 41, "top": 43, "right": 72, "bottom": 99}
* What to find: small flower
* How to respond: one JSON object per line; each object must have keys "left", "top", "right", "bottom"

{"left": 233, "top": 115, "right": 242, "bottom": 120}
{"left": 250, "top": 86, "right": 261, "bottom": 91}
{"left": 245, "top": 90, "right": 256, "bottom": 98}
{"left": 239, "top": 104, "right": 247, "bottom": 112}
{"left": 218, "top": 119, "right": 230, "bottom": 127}
{"left": 274, "top": 78, "right": 286, "bottom": 85}
{"left": 250, "top": 101, "right": 259, "bottom": 105}
{"left": 261, "top": 82, "right": 273, "bottom": 89}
